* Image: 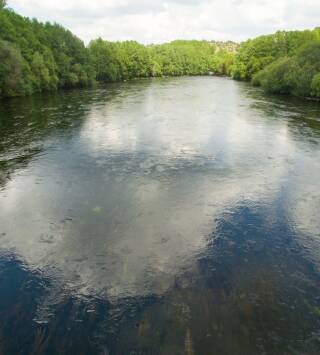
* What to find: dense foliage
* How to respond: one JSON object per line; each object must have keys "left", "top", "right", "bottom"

{"left": 0, "top": 6, "right": 236, "bottom": 97}
{"left": 232, "top": 29, "right": 320, "bottom": 98}
{"left": 0, "top": 6, "right": 95, "bottom": 97}
{"left": 88, "top": 39, "right": 236, "bottom": 82}
{"left": 1, "top": 4, "right": 320, "bottom": 100}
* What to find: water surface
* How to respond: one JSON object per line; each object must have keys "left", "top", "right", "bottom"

{"left": 0, "top": 77, "right": 320, "bottom": 354}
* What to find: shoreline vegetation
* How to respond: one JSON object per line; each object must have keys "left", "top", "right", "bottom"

{"left": 0, "top": 2, "right": 320, "bottom": 100}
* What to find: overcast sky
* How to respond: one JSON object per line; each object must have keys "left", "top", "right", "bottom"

{"left": 8, "top": 0, "right": 320, "bottom": 44}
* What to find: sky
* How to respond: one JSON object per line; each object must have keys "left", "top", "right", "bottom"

{"left": 8, "top": 0, "right": 320, "bottom": 44}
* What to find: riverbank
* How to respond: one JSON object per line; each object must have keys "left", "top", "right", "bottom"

{"left": 1, "top": 5, "right": 320, "bottom": 101}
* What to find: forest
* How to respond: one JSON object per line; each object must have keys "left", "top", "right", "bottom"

{"left": 1, "top": 1, "right": 320, "bottom": 99}
{"left": 233, "top": 29, "right": 320, "bottom": 98}
{"left": 0, "top": 3, "right": 236, "bottom": 98}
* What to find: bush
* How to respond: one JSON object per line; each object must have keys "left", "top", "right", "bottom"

{"left": 311, "top": 73, "right": 320, "bottom": 97}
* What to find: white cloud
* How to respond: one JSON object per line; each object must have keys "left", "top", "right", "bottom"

{"left": 0, "top": 77, "right": 296, "bottom": 300}
{"left": 7, "top": 0, "right": 320, "bottom": 44}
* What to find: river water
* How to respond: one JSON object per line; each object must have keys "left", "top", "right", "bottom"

{"left": 0, "top": 76, "right": 320, "bottom": 354}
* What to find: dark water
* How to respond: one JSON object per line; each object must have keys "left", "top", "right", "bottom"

{"left": 0, "top": 77, "right": 320, "bottom": 355}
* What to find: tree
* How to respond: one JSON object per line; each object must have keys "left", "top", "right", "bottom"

{"left": 0, "top": 40, "right": 31, "bottom": 96}
{"left": 311, "top": 73, "right": 320, "bottom": 97}
{"left": 0, "top": 0, "right": 7, "bottom": 9}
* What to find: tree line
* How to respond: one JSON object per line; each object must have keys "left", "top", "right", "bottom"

{"left": 0, "top": 5, "right": 236, "bottom": 98}
{"left": 89, "top": 39, "right": 236, "bottom": 82}
{"left": 232, "top": 29, "right": 320, "bottom": 98}
{"left": 1, "top": 2, "right": 320, "bottom": 99}
{"left": 0, "top": 4, "right": 95, "bottom": 97}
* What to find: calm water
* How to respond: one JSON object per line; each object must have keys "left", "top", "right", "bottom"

{"left": 0, "top": 77, "right": 320, "bottom": 354}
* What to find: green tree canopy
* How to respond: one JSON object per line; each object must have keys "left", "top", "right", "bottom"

{"left": 232, "top": 29, "right": 320, "bottom": 98}
{"left": 0, "top": 0, "right": 7, "bottom": 9}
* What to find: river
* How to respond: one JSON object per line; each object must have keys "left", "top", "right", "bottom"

{"left": 0, "top": 76, "right": 320, "bottom": 354}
